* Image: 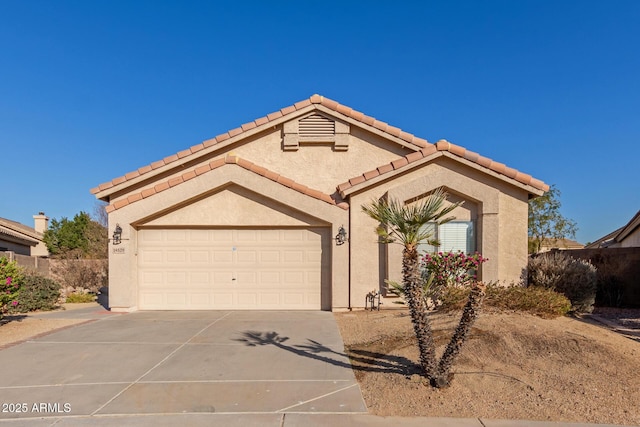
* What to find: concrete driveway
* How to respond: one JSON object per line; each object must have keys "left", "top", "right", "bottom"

{"left": 0, "top": 309, "right": 367, "bottom": 425}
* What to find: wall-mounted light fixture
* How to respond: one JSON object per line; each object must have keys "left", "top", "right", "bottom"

{"left": 112, "top": 224, "right": 123, "bottom": 245}
{"left": 335, "top": 225, "right": 347, "bottom": 246}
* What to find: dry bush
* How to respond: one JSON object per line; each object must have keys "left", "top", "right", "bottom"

{"left": 527, "top": 251, "right": 597, "bottom": 313}
{"left": 50, "top": 257, "right": 107, "bottom": 298}
{"left": 439, "top": 284, "right": 571, "bottom": 318}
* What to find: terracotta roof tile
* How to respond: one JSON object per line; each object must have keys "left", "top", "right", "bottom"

{"left": 113, "top": 199, "right": 129, "bottom": 210}
{"left": 420, "top": 145, "right": 437, "bottom": 156}
{"left": 294, "top": 99, "right": 312, "bottom": 109}
{"left": 350, "top": 110, "right": 365, "bottom": 121}
{"left": 391, "top": 157, "right": 409, "bottom": 169}
{"left": 154, "top": 182, "right": 170, "bottom": 193}
{"left": 336, "top": 104, "right": 352, "bottom": 116}
{"left": 320, "top": 98, "right": 339, "bottom": 110}
{"left": 476, "top": 155, "right": 492, "bottom": 168}
{"left": 209, "top": 157, "right": 225, "bottom": 169}
{"left": 377, "top": 163, "right": 394, "bottom": 174}
{"left": 405, "top": 151, "right": 424, "bottom": 163}
{"left": 263, "top": 169, "right": 280, "bottom": 181}
{"left": 177, "top": 149, "right": 192, "bottom": 159}
{"left": 182, "top": 170, "right": 197, "bottom": 181}
{"left": 336, "top": 182, "right": 352, "bottom": 193}
{"left": 99, "top": 182, "right": 114, "bottom": 191}
{"left": 349, "top": 175, "right": 366, "bottom": 186}
{"left": 127, "top": 193, "right": 143, "bottom": 204}
{"left": 276, "top": 176, "right": 295, "bottom": 188}
{"left": 168, "top": 176, "right": 183, "bottom": 187}
{"left": 151, "top": 160, "right": 165, "bottom": 169}
{"left": 141, "top": 188, "right": 156, "bottom": 198}
{"left": 463, "top": 150, "right": 479, "bottom": 163}
{"left": 228, "top": 127, "right": 243, "bottom": 137}
{"left": 138, "top": 165, "right": 153, "bottom": 174}
{"left": 413, "top": 138, "right": 429, "bottom": 148}
{"left": 112, "top": 176, "right": 127, "bottom": 185}
{"left": 105, "top": 205, "right": 116, "bottom": 213}
{"left": 241, "top": 121, "right": 257, "bottom": 131}
{"left": 280, "top": 105, "right": 296, "bottom": 115}
{"left": 310, "top": 94, "right": 323, "bottom": 104}
{"left": 195, "top": 164, "right": 212, "bottom": 175}
{"left": 254, "top": 116, "right": 270, "bottom": 126}
{"left": 202, "top": 137, "right": 217, "bottom": 148}
{"left": 164, "top": 154, "right": 179, "bottom": 164}
{"left": 190, "top": 144, "right": 204, "bottom": 154}
{"left": 363, "top": 169, "right": 380, "bottom": 180}
{"left": 215, "top": 132, "right": 231, "bottom": 143}
{"left": 267, "top": 111, "right": 283, "bottom": 121}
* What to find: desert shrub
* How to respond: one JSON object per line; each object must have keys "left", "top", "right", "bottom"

{"left": 439, "top": 284, "right": 572, "bottom": 318}
{"left": 51, "top": 258, "right": 107, "bottom": 297}
{"left": 0, "top": 257, "right": 24, "bottom": 318}
{"left": 7, "top": 273, "right": 61, "bottom": 313}
{"left": 65, "top": 292, "right": 96, "bottom": 303}
{"left": 527, "top": 251, "right": 597, "bottom": 313}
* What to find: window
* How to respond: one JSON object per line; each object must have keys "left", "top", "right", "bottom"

{"left": 418, "top": 221, "right": 476, "bottom": 254}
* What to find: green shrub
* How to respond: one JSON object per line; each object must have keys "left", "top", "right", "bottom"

{"left": 0, "top": 257, "right": 24, "bottom": 318}
{"left": 7, "top": 273, "right": 61, "bottom": 313}
{"left": 65, "top": 292, "right": 96, "bottom": 303}
{"left": 527, "top": 251, "right": 597, "bottom": 313}
{"left": 439, "top": 284, "right": 572, "bottom": 318}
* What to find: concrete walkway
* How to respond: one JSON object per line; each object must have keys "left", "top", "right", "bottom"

{"left": 0, "top": 306, "right": 635, "bottom": 427}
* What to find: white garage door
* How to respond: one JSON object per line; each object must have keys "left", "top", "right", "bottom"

{"left": 137, "top": 228, "right": 324, "bottom": 310}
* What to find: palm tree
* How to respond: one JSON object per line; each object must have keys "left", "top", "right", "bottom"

{"left": 362, "top": 187, "right": 461, "bottom": 383}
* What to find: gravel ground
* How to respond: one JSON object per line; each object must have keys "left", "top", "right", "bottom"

{"left": 335, "top": 308, "right": 640, "bottom": 426}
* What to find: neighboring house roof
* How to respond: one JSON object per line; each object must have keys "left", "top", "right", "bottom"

{"left": 586, "top": 210, "right": 640, "bottom": 248}
{"left": 0, "top": 217, "right": 42, "bottom": 247}
{"left": 92, "top": 95, "right": 549, "bottom": 205}
{"left": 537, "top": 238, "right": 584, "bottom": 251}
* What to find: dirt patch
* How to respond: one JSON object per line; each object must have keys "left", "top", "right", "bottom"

{"left": 335, "top": 309, "right": 640, "bottom": 425}
{"left": 0, "top": 316, "right": 88, "bottom": 348}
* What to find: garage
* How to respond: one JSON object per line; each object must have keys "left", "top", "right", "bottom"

{"left": 137, "top": 228, "right": 326, "bottom": 310}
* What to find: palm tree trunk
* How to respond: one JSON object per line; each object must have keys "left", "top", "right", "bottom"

{"left": 433, "top": 282, "right": 486, "bottom": 388}
{"left": 402, "top": 244, "right": 438, "bottom": 380}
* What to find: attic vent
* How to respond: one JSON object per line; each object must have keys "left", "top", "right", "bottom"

{"left": 299, "top": 114, "right": 335, "bottom": 137}
{"left": 282, "top": 113, "right": 350, "bottom": 151}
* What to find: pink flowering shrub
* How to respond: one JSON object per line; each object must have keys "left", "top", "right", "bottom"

{"left": 420, "top": 251, "right": 488, "bottom": 308}
{"left": 0, "top": 257, "right": 24, "bottom": 319}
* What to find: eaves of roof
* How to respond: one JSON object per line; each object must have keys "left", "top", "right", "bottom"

{"left": 616, "top": 209, "right": 640, "bottom": 243}
{"left": 104, "top": 154, "right": 349, "bottom": 214}
{"left": 0, "top": 224, "right": 39, "bottom": 246}
{"left": 336, "top": 140, "right": 549, "bottom": 198}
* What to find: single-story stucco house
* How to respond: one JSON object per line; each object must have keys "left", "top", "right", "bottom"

{"left": 91, "top": 95, "right": 548, "bottom": 312}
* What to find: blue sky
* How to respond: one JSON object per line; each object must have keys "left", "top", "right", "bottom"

{"left": 1, "top": 0, "right": 638, "bottom": 244}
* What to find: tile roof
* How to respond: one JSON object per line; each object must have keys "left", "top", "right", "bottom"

{"left": 0, "top": 217, "right": 42, "bottom": 245}
{"left": 91, "top": 94, "right": 428, "bottom": 196}
{"left": 336, "top": 140, "right": 549, "bottom": 196}
{"left": 586, "top": 209, "right": 640, "bottom": 248}
{"left": 104, "top": 154, "right": 349, "bottom": 213}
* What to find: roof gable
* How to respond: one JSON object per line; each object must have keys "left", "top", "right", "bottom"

{"left": 92, "top": 94, "right": 548, "bottom": 203}
{"left": 337, "top": 140, "right": 548, "bottom": 198}
{"left": 92, "top": 94, "right": 428, "bottom": 200}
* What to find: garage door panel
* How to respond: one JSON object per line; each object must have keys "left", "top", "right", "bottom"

{"left": 138, "top": 228, "right": 325, "bottom": 310}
